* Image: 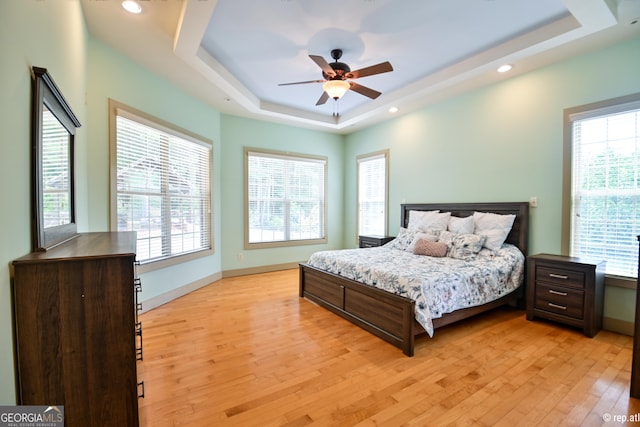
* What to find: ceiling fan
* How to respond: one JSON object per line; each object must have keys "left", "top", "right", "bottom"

{"left": 278, "top": 49, "right": 393, "bottom": 106}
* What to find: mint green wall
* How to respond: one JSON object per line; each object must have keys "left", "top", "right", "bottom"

{"left": 86, "top": 39, "right": 222, "bottom": 301}
{"left": 344, "top": 36, "right": 640, "bottom": 324}
{"left": 1, "top": 0, "right": 639, "bottom": 406}
{"left": 0, "top": 1, "right": 223, "bottom": 404}
{"left": 0, "top": 0, "right": 88, "bottom": 405}
{"left": 220, "top": 115, "right": 345, "bottom": 271}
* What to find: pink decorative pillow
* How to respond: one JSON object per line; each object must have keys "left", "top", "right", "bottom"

{"left": 413, "top": 239, "right": 448, "bottom": 257}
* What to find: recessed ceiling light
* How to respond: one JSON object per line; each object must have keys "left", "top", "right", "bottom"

{"left": 497, "top": 64, "right": 513, "bottom": 73}
{"left": 122, "top": 0, "right": 142, "bottom": 14}
{"left": 389, "top": 107, "right": 399, "bottom": 113}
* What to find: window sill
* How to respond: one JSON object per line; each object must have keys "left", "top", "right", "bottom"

{"left": 605, "top": 274, "right": 637, "bottom": 290}
{"left": 136, "top": 248, "right": 214, "bottom": 274}
{"left": 245, "top": 238, "right": 328, "bottom": 250}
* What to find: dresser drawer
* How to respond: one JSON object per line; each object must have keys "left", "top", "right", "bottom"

{"left": 535, "top": 283, "right": 584, "bottom": 319}
{"left": 536, "top": 265, "right": 585, "bottom": 289}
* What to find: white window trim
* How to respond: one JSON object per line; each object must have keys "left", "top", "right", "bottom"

{"left": 109, "top": 99, "right": 214, "bottom": 273}
{"left": 356, "top": 150, "right": 389, "bottom": 243}
{"left": 244, "top": 147, "right": 328, "bottom": 249}
{"left": 562, "top": 92, "right": 640, "bottom": 281}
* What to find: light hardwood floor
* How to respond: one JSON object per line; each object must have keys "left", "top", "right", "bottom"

{"left": 138, "top": 269, "right": 640, "bottom": 426}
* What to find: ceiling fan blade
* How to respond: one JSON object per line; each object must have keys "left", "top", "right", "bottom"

{"left": 315, "top": 91, "right": 329, "bottom": 106}
{"left": 309, "top": 55, "right": 336, "bottom": 78}
{"left": 347, "top": 61, "right": 393, "bottom": 79}
{"left": 278, "top": 79, "right": 325, "bottom": 86}
{"left": 349, "top": 82, "right": 381, "bottom": 99}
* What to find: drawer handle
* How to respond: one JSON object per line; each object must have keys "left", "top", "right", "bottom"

{"left": 548, "top": 302, "right": 567, "bottom": 310}
{"left": 136, "top": 322, "right": 143, "bottom": 361}
{"left": 548, "top": 289, "right": 568, "bottom": 296}
{"left": 548, "top": 273, "right": 569, "bottom": 280}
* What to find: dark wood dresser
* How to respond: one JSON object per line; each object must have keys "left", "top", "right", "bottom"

{"left": 11, "top": 232, "right": 142, "bottom": 426}
{"left": 526, "top": 253, "right": 605, "bottom": 337}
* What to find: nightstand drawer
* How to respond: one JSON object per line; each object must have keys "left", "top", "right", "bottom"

{"left": 536, "top": 265, "right": 585, "bottom": 289}
{"left": 527, "top": 254, "right": 605, "bottom": 337}
{"left": 535, "top": 283, "right": 584, "bottom": 319}
{"left": 359, "top": 235, "right": 395, "bottom": 248}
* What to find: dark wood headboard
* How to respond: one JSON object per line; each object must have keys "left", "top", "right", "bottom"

{"left": 400, "top": 202, "right": 529, "bottom": 256}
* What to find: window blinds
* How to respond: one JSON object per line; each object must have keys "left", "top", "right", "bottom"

{"left": 42, "top": 108, "right": 72, "bottom": 227}
{"left": 247, "top": 150, "right": 326, "bottom": 244}
{"left": 570, "top": 103, "right": 640, "bottom": 278}
{"left": 115, "top": 113, "right": 211, "bottom": 263}
{"left": 358, "top": 152, "right": 387, "bottom": 237}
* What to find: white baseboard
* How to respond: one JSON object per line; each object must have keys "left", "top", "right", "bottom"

{"left": 139, "top": 263, "right": 302, "bottom": 313}
{"left": 603, "top": 316, "right": 634, "bottom": 336}
{"left": 221, "top": 262, "right": 300, "bottom": 278}
{"left": 140, "top": 272, "right": 222, "bottom": 313}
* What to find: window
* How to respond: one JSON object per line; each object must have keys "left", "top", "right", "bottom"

{"left": 246, "top": 149, "right": 326, "bottom": 248}
{"left": 110, "top": 100, "right": 212, "bottom": 266}
{"left": 566, "top": 94, "right": 640, "bottom": 278}
{"left": 42, "top": 107, "right": 72, "bottom": 228}
{"left": 357, "top": 150, "right": 388, "bottom": 238}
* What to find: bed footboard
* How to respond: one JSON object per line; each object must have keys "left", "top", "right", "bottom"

{"left": 299, "top": 263, "right": 416, "bottom": 356}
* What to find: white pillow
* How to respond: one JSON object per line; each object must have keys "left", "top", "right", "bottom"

{"left": 408, "top": 211, "right": 451, "bottom": 233}
{"left": 473, "top": 211, "right": 516, "bottom": 251}
{"left": 406, "top": 230, "right": 440, "bottom": 252}
{"left": 448, "top": 215, "right": 474, "bottom": 234}
{"left": 407, "top": 210, "right": 439, "bottom": 231}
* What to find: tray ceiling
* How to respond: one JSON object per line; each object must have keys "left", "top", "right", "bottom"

{"left": 82, "top": 0, "right": 640, "bottom": 133}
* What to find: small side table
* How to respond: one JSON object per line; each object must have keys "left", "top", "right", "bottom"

{"left": 526, "top": 253, "right": 605, "bottom": 337}
{"left": 359, "top": 235, "right": 395, "bottom": 248}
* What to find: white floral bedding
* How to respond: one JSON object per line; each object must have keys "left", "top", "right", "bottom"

{"left": 306, "top": 244, "right": 525, "bottom": 337}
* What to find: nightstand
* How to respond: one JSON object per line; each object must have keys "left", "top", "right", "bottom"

{"left": 526, "top": 254, "right": 605, "bottom": 337}
{"left": 359, "top": 235, "right": 395, "bottom": 248}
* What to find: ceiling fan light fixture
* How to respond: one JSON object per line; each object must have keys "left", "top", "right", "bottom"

{"left": 323, "top": 80, "right": 350, "bottom": 100}
{"left": 122, "top": 0, "right": 142, "bottom": 14}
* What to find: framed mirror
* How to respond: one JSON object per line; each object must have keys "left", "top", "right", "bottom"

{"left": 31, "top": 66, "right": 81, "bottom": 251}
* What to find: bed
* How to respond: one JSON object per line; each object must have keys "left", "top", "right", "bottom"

{"left": 299, "top": 202, "right": 529, "bottom": 356}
